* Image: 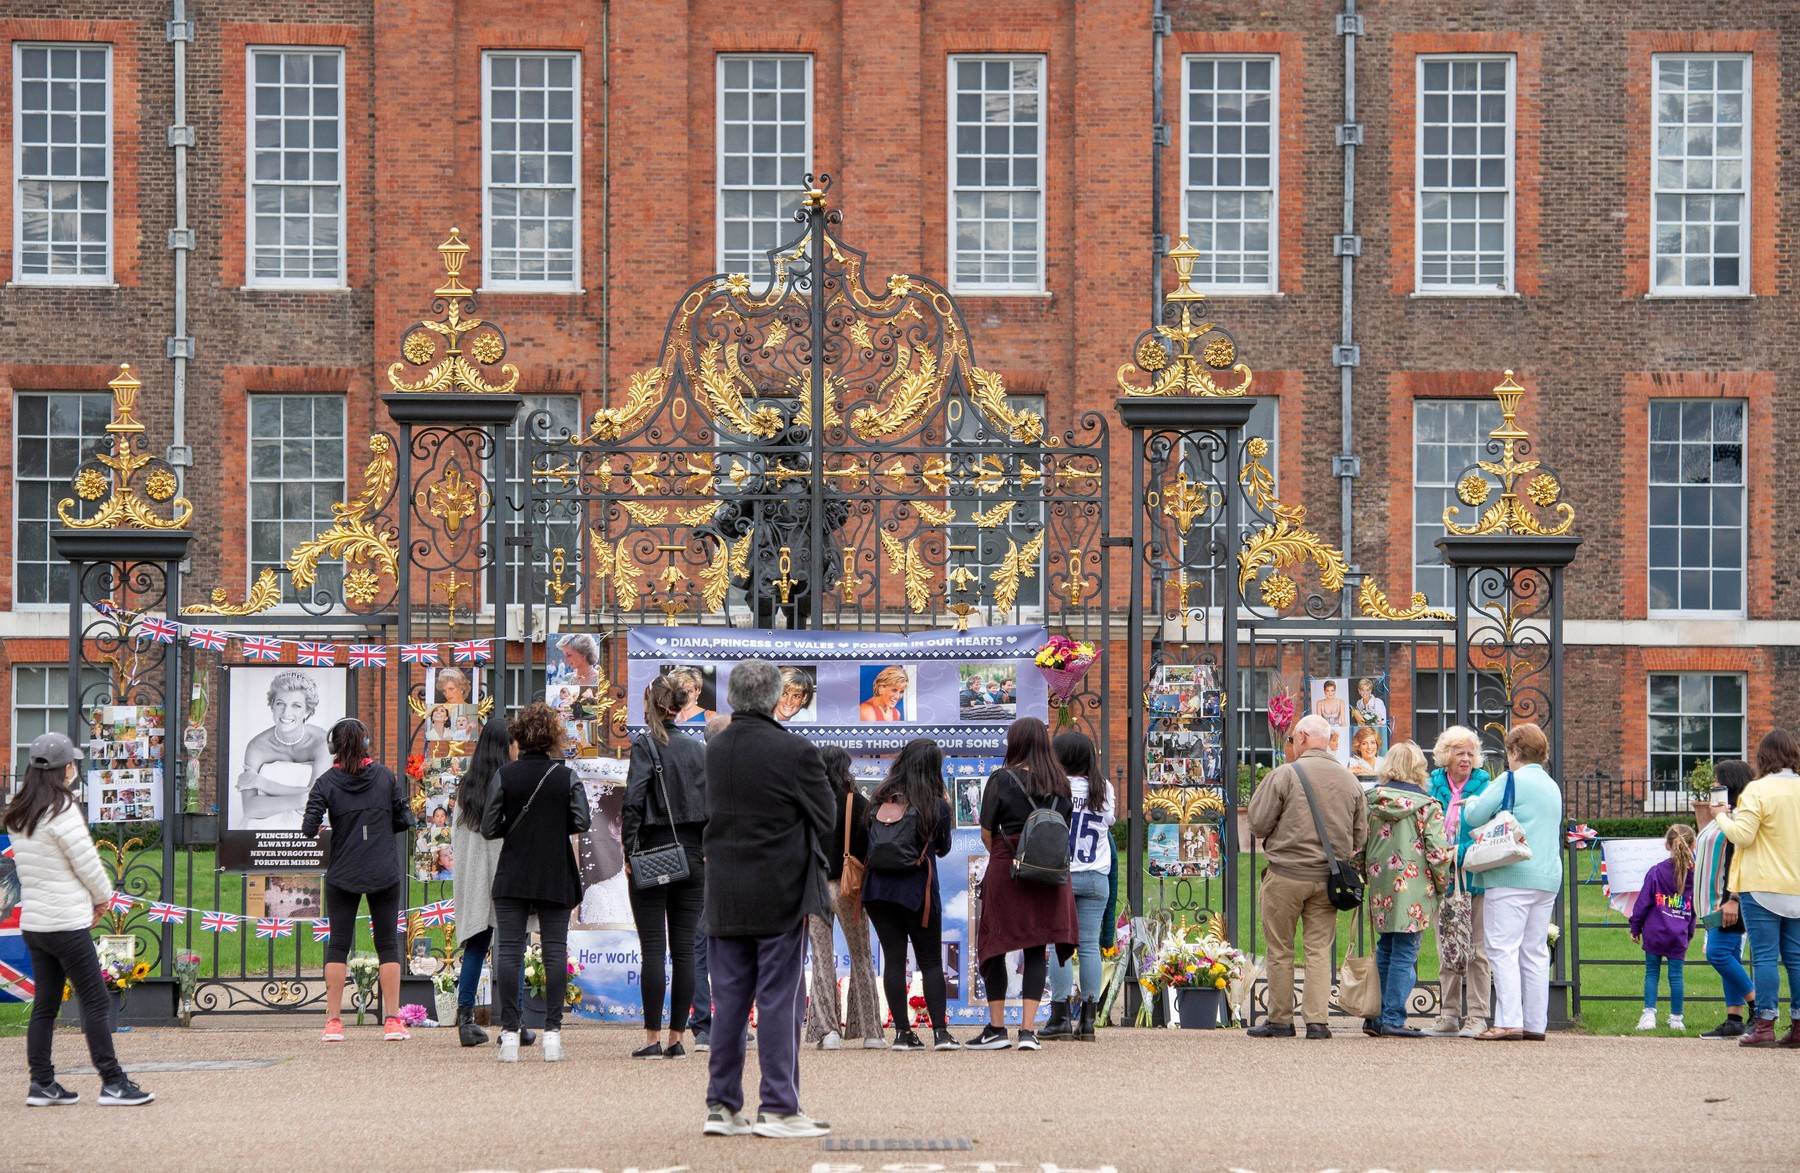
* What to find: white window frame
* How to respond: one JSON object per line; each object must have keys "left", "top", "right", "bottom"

{"left": 1649, "top": 53, "right": 1751, "bottom": 297}
{"left": 11, "top": 42, "right": 114, "bottom": 287}
{"left": 946, "top": 54, "right": 1047, "bottom": 295}
{"left": 244, "top": 46, "right": 347, "bottom": 290}
{"left": 1414, "top": 54, "right": 1515, "bottom": 296}
{"left": 1646, "top": 671, "right": 1746, "bottom": 790}
{"left": 246, "top": 393, "right": 347, "bottom": 609}
{"left": 12, "top": 665, "right": 106, "bottom": 778}
{"left": 492, "top": 393, "right": 585, "bottom": 612}
{"left": 12, "top": 390, "right": 112, "bottom": 609}
{"left": 715, "top": 53, "right": 814, "bottom": 279}
{"left": 1646, "top": 398, "right": 1746, "bottom": 620}
{"left": 480, "top": 50, "right": 583, "bottom": 293}
{"left": 1412, "top": 397, "right": 1503, "bottom": 607}
{"left": 1180, "top": 53, "right": 1280, "bottom": 295}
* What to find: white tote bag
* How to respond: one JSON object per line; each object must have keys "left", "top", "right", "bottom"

{"left": 1462, "top": 771, "right": 1532, "bottom": 874}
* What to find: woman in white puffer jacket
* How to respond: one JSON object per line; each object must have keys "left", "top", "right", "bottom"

{"left": 3, "top": 733, "right": 152, "bottom": 1107}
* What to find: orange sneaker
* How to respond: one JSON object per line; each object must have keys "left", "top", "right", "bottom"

{"left": 321, "top": 1017, "right": 345, "bottom": 1042}
{"left": 383, "top": 1016, "right": 410, "bottom": 1041}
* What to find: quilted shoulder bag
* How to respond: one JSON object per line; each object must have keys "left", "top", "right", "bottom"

{"left": 837, "top": 790, "right": 866, "bottom": 906}
{"left": 1462, "top": 771, "right": 1532, "bottom": 874}
{"left": 628, "top": 734, "right": 692, "bottom": 890}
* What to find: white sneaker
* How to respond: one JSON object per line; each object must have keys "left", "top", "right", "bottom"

{"left": 861, "top": 1035, "right": 887, "bottom": 1049}
{"left": 817, "top": 1030, "right": 842, "bottom": 1051}
{"left": 1636, "top": 1008, "right": 1658, "bottom": 1032}
{"left": 1667, "top": 1014, "right": 1686, "bottom": 1032}
{"left": 752, "top": 1111, "right": 831, "bottom": 1139}
{"left": 703, "top": 1104, "right": 753, "bottom": 1137}
{"left": 1456, "top": 1018, "right": 1488, "bottom": 1039}
{"left": 543, "top": 1031, "right": 564, "bottom": 1062}
{"left": 498, "top": 1031, "right": 520, "bottom": 1062}
{"left": 1422, "top": 1015, "right": 1461, "bottom": 1037}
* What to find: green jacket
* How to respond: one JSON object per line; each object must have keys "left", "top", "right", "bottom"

{"left": 1363, "top": 781, "right": 1455, "bottom": 934}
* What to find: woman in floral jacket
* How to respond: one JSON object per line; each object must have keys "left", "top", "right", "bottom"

{"left": 1362, "top": 740, "right": 1454, "bottom": 1037}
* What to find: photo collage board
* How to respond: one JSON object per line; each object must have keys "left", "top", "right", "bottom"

{"left": 1144, "top": 663, "right": 1225, "bottom": 881}
{"left": 414, "top": 666, "right": 485, "bottom": 882}
{"left": 1307, "top": 675, "right": 1391, "bottom": 785}
{"left": 84, "top": 705, "right": 167, "bottom": 824}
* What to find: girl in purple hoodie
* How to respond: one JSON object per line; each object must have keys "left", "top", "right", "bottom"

{"left": 1630, "top": 823, "right": 1697, "bottom": 1032}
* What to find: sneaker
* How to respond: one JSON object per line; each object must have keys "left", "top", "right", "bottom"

{"left": 1667, "top": 1014, "right": 1686, "bottom": 1032}
{"left": 1422, "top": 1014, "right": 1461, "bottom": 1037}
{"left": 1015, "top": 1029, "right": 1041, "bottom": 1051}
{"left": 964, "top": 1024, "right": 1011, "bottom": 1050}
{"left": 703, "top": 1104, "right": 753, "bottom": 1137}
{"left": 543, "top": 1031, "right": 565, "bottom": 1062}
{"left": 498, "top": 1031, "right": 520, "bottom": 1063}
{"left": 97, "top": 1079, "right": 154, "bottom": 1107}
{"left": 1701, "top": 1018, "right": 1747, "bottom": 1039}
{"left": 752, "top": 1111, "right": 831, "bottom": 1139}
{"left": 692, "top": 1030, "right": 711, "bottom": 1053}
{"left": 1456, "top": 1018, "right": 1488, "bottom": 1039}
{"left": 382, "top": 1016, "right": 410, "bottom": 1041}
{"left": 663, "top": 1041, "right": 687, "bottom": 1060}
{"left": 25, "top": 1081, "right": 79, "bottom": 1107}
{"left": 632, "top": 1041, "right": 667, "bottom": 1059}
{"left": 890, "top": 1029, "right": 925, "bottom": 1051}
{"left": 817, "top": 1030, "right": 843, "bottom": 1051}
{"left": 861, "top": 1035, "right": 888, "bottom": 1049}
{"left": 1636, "top": 1007, "right": 1658, "bottom": 1032}
{"left": 320, "top": 1017, "right": 345, "bottom": 1043}
{"left": 932, "top": 1027, "right": 961, "bottom": 1051}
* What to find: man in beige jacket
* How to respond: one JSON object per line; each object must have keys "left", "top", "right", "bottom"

{"left": 1245, "top": 715, "right": 1368, "bottom": 1038}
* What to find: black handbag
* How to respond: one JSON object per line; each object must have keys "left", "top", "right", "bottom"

{"left": 1292, "top": 760, "right": 1364, "bottom": 912}
{"left": 628, "top": 734, "right": 691, "bottom": 890}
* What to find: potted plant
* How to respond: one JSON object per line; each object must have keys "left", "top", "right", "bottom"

{"left": 1138, "top": 931, "right": 1246, "bottom": 1030}
{"left": 1687, "top": 760, "right": 1718, "bottom": 813}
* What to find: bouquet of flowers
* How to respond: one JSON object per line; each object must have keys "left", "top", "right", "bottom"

{"left": 174, "top": 952, "right": 202, "bottom": 1025}
{"left": 1267, "top": 688, "right": 1298, "bottom": 754}
{"left": 1035, "top": 635, "right": 1099, "bottom": 727}
{"left": 1140, "top": 930, "right": 1247, "bottom": 1024}
{"left": 398, "top": 1003, "right": 430, "bottom": 1028}
{"left": 99, "top": 957, "right": 152, "bottom": 993}
{"left": 347, "top": 953, "right": 381, "bottom": 1024}
{"left": 523, "top": 942, "right": 586, "bottom": 1007}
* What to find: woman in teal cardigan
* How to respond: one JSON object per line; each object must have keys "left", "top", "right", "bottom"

{"left": 1425, "top": 725, "right": 1492, "bottom": 1037}
{"left": 1459, "top": 723, "right": 1563, "bottom": 1041}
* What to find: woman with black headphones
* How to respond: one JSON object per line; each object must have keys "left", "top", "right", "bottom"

{"left": 302, "top": 717, "right": 414, "bottom": 1042}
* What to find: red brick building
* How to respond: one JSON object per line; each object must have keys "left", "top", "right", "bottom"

{"left": 1, "top": 3, "right": 1795, "bottom": 802}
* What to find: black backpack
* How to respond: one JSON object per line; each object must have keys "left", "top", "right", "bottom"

{"left": 1009, "top": 771, "right": 1071, "bottom": 885}
{"left": 866, "top": 797, "right": 925, "bottom": 872}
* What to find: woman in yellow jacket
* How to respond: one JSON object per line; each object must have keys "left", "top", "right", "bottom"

{"left": 1713, "top": 728, "right": 1800, "bottom": 1048}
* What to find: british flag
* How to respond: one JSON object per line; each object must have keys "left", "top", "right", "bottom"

{"left": 399, "top": 643, "right": 440, "bottom": 666}
{"left": 139, "top": 616, "right": 181, "bottom": 644}
{"left": 418, "top": 900, "right": 452, "bottom": 927}
{"left": 450, "top": 639, "right": 492, "bottom": 664}
{"left": 187, "top": 627, "right": 228, "bottom": 652}
{"left": 147, "top": 902, "right": 187, "bottom": 925}
{"left": 199, "top": 911, "right": 239, "bottom": 934}
{"left": 310, "top": 919, "right": 331, "bottom": 942}
{"left": 348, "top": 644, "right": 388, "bottom": 668}
{"left": 396, "top": 910, "right": 411, "bottom": 931}
{"left": 1, "top": 839, "right": 32, "bottom": 1002}
{"left": 297, "top": 642, "right": 337, "bottom": 666}
{"left": 241, "top": 636, "right": 284, "bottom": 662}
{"left": 254, "top": 918, "right": 295, "bottom": 939}
{"left": 107, "top": 892, "right": 136, "bottom": 914}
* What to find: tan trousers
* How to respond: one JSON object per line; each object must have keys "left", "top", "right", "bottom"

{"left": 1261, "top": 870, "right": 1337, "bottom": 1026}
{"left": 1437, "top": 893, "right": 1491, "bottom": 1022}
{"left": 804, "top": 882, "right": 883, "bottom": 1043}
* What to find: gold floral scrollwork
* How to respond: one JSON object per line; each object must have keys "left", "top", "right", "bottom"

{"left": 972, "top": 500, "right": 1016, "bottom": 530}
{"left": 1443, "top": 371, "right": 1576, "bottom": 537}
{"left": 546, "top": 548, "right": 574, "bottom": 605}
{"left": 849, "top": 343, "right": 940, "bottom": 440}
{"left": 182, "top": 568, "right": 282, "bottom": 617}
{"left": 1238, "top": 436, "right": 1303, "bottom": 524}
{"left": 386, "top": 228, "right": 521, "bottom": 395}
{"left": 1115, "top": 236, "right": 1253, "bottom": 399}
{"left": 418, "top": 460, "right": 487, "bottom": 537}
{"left": 991, "top": 531, "right": 1044, "bottom": 612}
{"left": 697, "top": 341, "right": 783, "bottom": 439}
{"left": 913, "top": 501, "right": 958, "bottom": 526}
{"left": 1235, "top": 439, "right": 1349, "bottom": 609}
{"left": 698, "top": 533, "right": 752, "bottom": 613}
{"left": 879, "top": 531, "right": 932, "bottom": 614}
{"left": 1161, "top": 471, "right": 1219, "bottom": 534}
{"left": 1356, "top": 578, "right": 1453, "bottom": 623}
{"left": 286, "top": 434, "right": 400, "bottom": 608}
{"left": 585, "top": 366, "right": 667, "bottom": 442}
{"left": 588, "top": 531, "right": 644, "bottom": 611}
{"left": 57, "top": 364, "right": 195, "bottom": 531}
{"left": 968, "top": 367, "right": 1046, "bottom": 444}
{"left": 1144, "top": 787, "right": 1226, "bottom": 824}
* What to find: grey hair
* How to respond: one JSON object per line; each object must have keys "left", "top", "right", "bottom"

{"left": 1293, "top": 713, "right": 1331, "bottom": 742}
{"left": 726, "top": 659, "right": 783, "bottom": 716}
{"left": 1432, "top": 725, "right": 1482, "bottom": 769}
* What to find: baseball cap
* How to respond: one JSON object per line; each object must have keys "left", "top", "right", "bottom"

{"left": 28, "top": 732, "right": 83, "bottom": 769}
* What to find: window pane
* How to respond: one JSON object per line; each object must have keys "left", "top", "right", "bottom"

{"left": 718, "top": 55, "right": 810, "bottom": 280}
{"left": 1183, "top": 56, "right": 1277, "bottom": 291}
{"left": 1651, "top": 54, "right": 1749, "bottom": 291}
{"left": 248, "top": 394, "right": 347, "bottom": 603}
{"left": 16, "top": 44, "right": 111, "bottom": 278}
{"left": 1412, "top": 398, "right": 1503, "bottom": 607}
{"left": 13, "top": 392, "right": 112, "bottom": 602}
{"left": 1417, "top": 55, "right": 1510, "bottom": 291}
{"left": 1646, "top": 399, "right": 1744, "bottom": 614}
{"left": 248, "top": 49, "right": 344, "bottom": 283}
{"left": 1647, "top": 672, "right": 1745, "bottom": 787}
{"left": 485, "top": 52, "right": 580, "bottom": 286}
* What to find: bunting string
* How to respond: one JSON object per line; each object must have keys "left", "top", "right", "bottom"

{"left": 105, "top": 893, "right": 455, "bottom": 935}
{"left": 96, "top": 604, "right": 492, "bottom": 669}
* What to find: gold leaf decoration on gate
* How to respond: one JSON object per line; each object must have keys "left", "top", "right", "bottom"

{"left": 698, "top": 533, "right": 753, "bottom": 613}
{"left": 182, "top": 568, "right": 282, "bottom": 617}
{"left": 1442, "top": 371, "right": 1576, "bottom": 537}
{"left": 697, "top": 341, "right": 783, "bottom": 439}
{"left": 972, "top": 500, "right": 1016, "bottom": 530}
{"left": 589, "top": 531, "right": 643, "bottom": 611}
{"left": 387, "top": 229, "right": 521, "bottom": 395}
{"left": 1116, "top": 235, "right": 1253, "bottom": 399}
{"left": 278, "top": 434, "right": 400, "bottom": 608}
{"left": 992, "top": 531, "right": 1045, "bottom": 612}
{"left": 1357, "top": 579, "right": 1453, "bottom": 623}
{"left": 1144, "top": 787, "right": 1226, "bottom": 823}
{"left": 584, "top": 366, "right": 667, "bottom": 443}
{"left": 912, "top": 501, "right": 958, "bottom": 526}
{"left": 793, "top": 372, "right": 843, "bottom": 430}
{"left": 57, "top": 364, "right": 195, "bottom": 532}
{"left": 849, "top": 344, "right": 939, "bottom": 440}
{"left": 676, "top": 500, "right": 724, "bottom": 527}
{"left": 967, "top": 367, "right": 1045, "bottom": 444}
{"left": 622, "top": 501, "right": 669, "bottom": 525}
{"left": 879, "top": 531, "right": 932, "bottom": 614}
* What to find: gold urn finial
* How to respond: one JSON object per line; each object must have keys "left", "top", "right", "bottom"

{"left": 56, "top": 362, "right": 193, "bottom": 531}
{"left": 1164, "top": 234, "right": 1206, "bottom": 303}
{"left": 388, "top": 226, "right": 521, "bottom": 394}
{"left": 1115, "top": 234, "right": 1252, "bottom": 397}
{"left": 1442, "top": 370, "right": 1575, "bottom": 538}
{"left": 434, "top": 226, "right": 472, "bottom": 298}
{"left": 106, "top": 364, "right": 146, "bottom": 434}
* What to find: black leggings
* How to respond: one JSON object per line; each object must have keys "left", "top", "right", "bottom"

{"left": 981, "top": 948, "right": 1048, "bottom": 1005}
{"left": 627, "top": 861, "right": 705, "bottom": 1033}
{"left": 324, "top": 881, "right": 402, "bottom": 965}
{"left": 865, "top": 899, "right": 947, "bottom": 1032}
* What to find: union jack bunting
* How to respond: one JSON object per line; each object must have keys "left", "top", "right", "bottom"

{"left": 147, "top": 902, "right": 187, "bottom": 925}
{"left": 200, "top": 911, "right": 239, "bottom": 934}
{"left": 310, "top": 919, "right": 332, "bottom": 942}
{"left": 140, "top": 616, "right": 181, "bottom": 643}
{"left": 396, "top": 910, "right": 410, "bottom": 931}
{"left": 297, "top": 642, "right": 338, "bottom": 666}
{"left": 418, "top": 900, "right": 452, "bottom": 927}
{"left": 187, "top": 627, "right": 228, "bottom": 652}
{"left": 348, "top": 644, "right": 388, "bottom": 668}
{"left": 106, "top": 892, "right": 136, "bottom": 914}
{"left": 254, "top": 918, "right": 295, "bottom": 939}
{"left": 450, "top": 639, "right": 492, "bottom": 664}
{"left": 241, "top": 636, "right": 284, "bottom": 662}
{"left": 399, "top": 643, "right": 440, "bottom": 666}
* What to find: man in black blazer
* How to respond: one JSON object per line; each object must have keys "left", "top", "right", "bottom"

{"left": 700, "top": 659, "right": 835, "bottom": 1140}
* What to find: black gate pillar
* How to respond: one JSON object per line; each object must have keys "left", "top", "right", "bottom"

{"left": 51, "top": 362, "right": 194, "bottom": 978}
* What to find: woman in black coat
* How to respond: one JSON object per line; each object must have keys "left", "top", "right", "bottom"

{"left": 482, "top": 702, "right": 590, "bottom": 1062}
{"left": 623, "top": 674, "right": 709, "bottom": 1060}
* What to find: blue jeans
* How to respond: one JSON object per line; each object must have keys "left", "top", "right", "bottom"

{"left": 1642, "top": 953, "right": 1685, "bottom": 1015}
{"left": 1740, "top": 893, "right": 1800, "bottom": 1021}
{"left": 691, "top": 925, "right": 713, "bottom": 1033}
{"left": 456, "top": 927, "right": 529, "bottom": 1013}
{"left": 1704, "top": 928, "right": 1753, "bottom": 1008}
{"left": 1375, "top": 932, "right": 1422, "bottom": 1029}
{"left": 1049, "top": 870, "right": 1110, "bottom": 1001}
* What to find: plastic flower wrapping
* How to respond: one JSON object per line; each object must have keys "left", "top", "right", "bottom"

{"left": 1266, "top": 690, "right": 1297, "bottom": 738}
{"left": 1034, "top": 635, "right": 1098, "bottom": 670}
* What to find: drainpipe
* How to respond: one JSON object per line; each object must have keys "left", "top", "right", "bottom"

{"left": 600, "top": 1, "right": 610, "bottom": 406}
{"left": 1331, "top": 1, "right": 1363, "bottom": 565}
{"left": 1150, "top": 0, "right": 1170, "bottom": 317}
{"left": 165, "top": 2, "right": 194, "bottom": 487}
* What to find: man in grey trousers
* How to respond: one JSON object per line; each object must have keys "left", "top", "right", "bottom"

{"left": 698, "top": 660, "right": 835, "bottom": 1139}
